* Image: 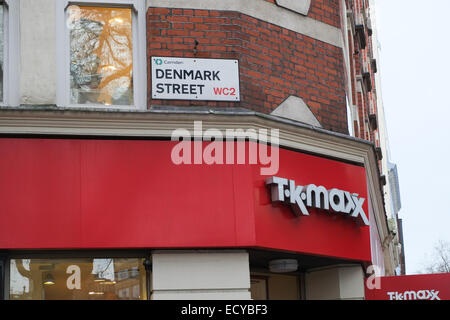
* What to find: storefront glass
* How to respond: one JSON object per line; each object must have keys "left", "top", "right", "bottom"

{"left": 250, "top": 273, "right": 300, "bottom": 300}
{"left": 9, "top": 258, "right": 146, "bottom": 300}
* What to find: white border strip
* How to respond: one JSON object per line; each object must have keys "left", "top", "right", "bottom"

{"left": 148, "top": 0, "right": 343, "bottom": 48}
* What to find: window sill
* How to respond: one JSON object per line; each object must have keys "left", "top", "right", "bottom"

{"left": 0, "top": 105, "right": 147, "bottom": 113}
{"left": 65, "top": 104, "right": 143, "bottom": 112}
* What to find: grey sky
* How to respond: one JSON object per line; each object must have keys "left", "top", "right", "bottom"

{"left": 374, "top": 0, "right": 450, "bottom": 274}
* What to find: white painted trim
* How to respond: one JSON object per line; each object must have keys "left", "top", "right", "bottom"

{"left": 56, "top": 0, "right": 147, "bottom": 109}
{"left": 271, "top": 95, "right": 322, "bottom": 127}
{"left": 0, "top": 0, "right": 20, "bottom": 107}
{"left": 62, "top": 0, "right": 141, "bottom": 9}
{"left": 148, "top": 0, "right": 343, "bottom": 48}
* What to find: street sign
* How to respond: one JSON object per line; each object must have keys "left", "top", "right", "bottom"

{"left": 151, "top": 57, "right": 240, "bottom": 101}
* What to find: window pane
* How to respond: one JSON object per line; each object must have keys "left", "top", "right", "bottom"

{"left": 10, "top": 258, "right": 146, "bottom": 300}
{"left": 250, "top": 277, "right": 267, "bottom": 300}
{"left": 69, "top": 6, "right": 133, "bottom": 106}
{"left": 0, "top": 5, "right": 4, "bottom": 102}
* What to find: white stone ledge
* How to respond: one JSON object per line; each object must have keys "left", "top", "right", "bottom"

{"left": 152, "top": 290, "right": 251, "bottom": 300}
{"left": 147, "top": 0, "right": 343, "bottom": 48}
{"left": 276, "top": 0, "right": 311, "bottom": 16}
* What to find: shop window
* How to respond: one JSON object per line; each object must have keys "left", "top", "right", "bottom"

{"left": 250, "top": 276, "right": 268, "bottom": 300}
{"left": 251, "top": 273, "right": 301, "bottom": 300}
{"left": 267, "top": 274, "right": 300, "bottom": 300}
{"left": 0, "top": 254, "right": 5, "bottom": 300}
{"left": 9, "top": 258, "right": 147, "bottom": 300}
{"left": 56, "top": 0, "right": 146, "bottom": 109}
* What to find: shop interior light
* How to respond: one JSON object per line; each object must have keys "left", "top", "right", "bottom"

{"left": 102, "top": 65, "right": 117, "bottom": 72}
{"left": 109, "top": 17, "right": 124, "bottom": 25}
{"left": 43, "top": 273, "right": 56, "bottom": 285}
{"left": 101, "top": 279, "right": 116, "bottom": 285}
{"left": 268, "top": 259, "right": 298, "bottom": 273}
{"left": 88, "top": 291, "right": 105, "bottom": 295}
{"left": 94, "top": 274, "right": 106, "bottom": 282}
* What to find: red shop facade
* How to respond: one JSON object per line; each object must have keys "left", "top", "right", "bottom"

{"left": 0, "top": 0, "right": 402, "bottom": 301}
{"left": 0, "top": 111, "right": 390, "bottom": 300}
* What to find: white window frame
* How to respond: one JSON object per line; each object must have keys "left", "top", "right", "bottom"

{"left": 0, "top": 0, "right": 20, "bottom": 107}
{"left": 56, "top": 0, "right": 147, "bottom": 110}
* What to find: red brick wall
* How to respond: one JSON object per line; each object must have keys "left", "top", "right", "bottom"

{"left": 148, "top": 3, "right": 348, "bottom": 134}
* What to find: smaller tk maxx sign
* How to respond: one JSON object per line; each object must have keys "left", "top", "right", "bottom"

{"left": 151, "top": 57, "right": 240, "bottom": 101}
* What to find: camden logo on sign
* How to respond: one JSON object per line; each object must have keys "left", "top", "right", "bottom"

{"left": 266, "top": 177, "right": 369, "bottom": 226}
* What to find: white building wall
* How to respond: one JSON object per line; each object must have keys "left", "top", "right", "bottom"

{"left": 305, "top": 265, "right": 365, "bottom": 300}
{"left": 151, "top": 251, "right": 251, "bottom": 300}
{"left": 20, "top": 0, "right": 57, "bottom": 105}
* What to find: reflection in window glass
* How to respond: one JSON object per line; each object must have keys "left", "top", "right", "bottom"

{"left": 0, "top": 5, "right": 4, "bottom": 102}
{"left": 10, "top": 258, "right": 146, "bottom": 300}
{"left": 69, "top": 6, "right": 133, "bottom": 106}
{"left": 250, "top": 277, "right": 268, "bottom": 300}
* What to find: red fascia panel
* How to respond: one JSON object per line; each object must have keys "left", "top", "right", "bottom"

{"left": 253, "top": 147, "right": 370, "bottom": 261}
{"left": 365, "top": 273, "right": 450, "bottom": 300}
{"left": 0, "top": 138, "right": 370, "bottom": 262}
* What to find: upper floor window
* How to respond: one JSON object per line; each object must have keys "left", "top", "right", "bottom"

{"left": 69, "top": 6, "right": 133, "bottom": 106}
{"left": 56, "top": 0, "right": 146, "bottom": 109}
